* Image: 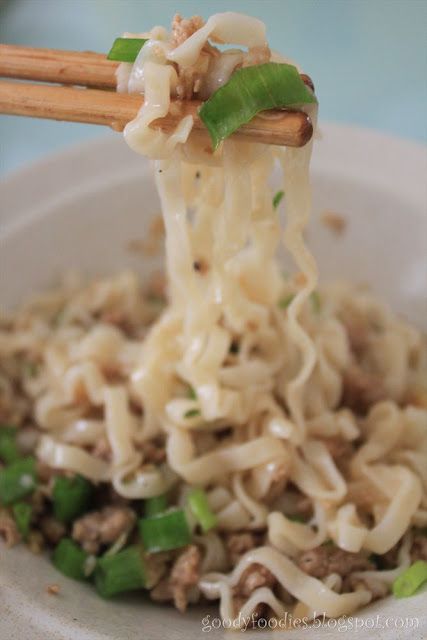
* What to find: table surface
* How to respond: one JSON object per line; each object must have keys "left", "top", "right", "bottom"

{"left": 0, "top": 0, "right": 426, "bottom": 176}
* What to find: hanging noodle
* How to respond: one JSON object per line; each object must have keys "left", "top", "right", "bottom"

{"left": 0, "top": 11, "right": 426, "bottom": 626}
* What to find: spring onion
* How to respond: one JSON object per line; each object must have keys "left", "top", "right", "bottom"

{"left": 288, "top": 514, "right": 307, "bottom": 523}
{"left": 139, "top": 508, "right": 191, "bottom": 552}
{"left": 310, "top": 290, "right": 322, "bottom": 313}
{"left": 392, "top": 560, "right": 427, "bottom": 598}
{"left": 187, "top": 488, "right": 217, "bottom": 532}
{"left": 12, "top": 502, "right": 32, "bottom": 539}
{"left": 144, "top": 494, "right": 168, "bottom": 517}
{"left": 52, "top": 474, "right": 93, "bottom": 523}
{"left": 94, "top": 545, "right": 148, "bottom": 597}
{"left": 187, "top": 386, "right": 197, "bottom": 400}
{"left": 107, "top": 37, "right": 147, "bottom": 63}
{"left": 273, "top": 190, "right": 285, "bottom": 209}
{"left": 278, "top": 293, "right": 295, "bottom": 309}
{"left": 199, "top": 62, "right": 317, "bottom": 149}
{"left": 52, "top": 538, "right": 89, "bottom": 581}
{"left": 0, "top": 456, "right": 37, "bottom": 505}
{"left": 184, "top": 409, "right": 200, "bottom": 419}
{"left": 0, "top": 426, "right": 20, "bottom": 464}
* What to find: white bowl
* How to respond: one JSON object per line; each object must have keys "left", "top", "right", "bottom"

{"left": 0, "top": 124, "right": 426, "bottom": 639}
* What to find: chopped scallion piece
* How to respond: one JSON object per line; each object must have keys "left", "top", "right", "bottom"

{"left": 278, "top": 293, "right": 295, "bottom": 309}
{"left": 52, "top": 474, "right": 94, "bottom": 523}
{"left": 273, "top": 190, "right": 285, "bottom": 209}
{"left": 199, "top": 62, "right": 317, "bottom": 149}
{"left": 145, "top": 494, "right": 168, "bottom": 517}
{"left": 187, "top": 386, "right": 197, "bottom": 400}
{"left": 12, "top": 502, "right": 32, "bottom": 539}
{"left": 310, "top": 290, "right": 322, "bottom": 313}
{"left": 187, "top": 488, "right": 217, "bottom": 532}
{"left": 392, "top": 560, "right": 427, "bottom": 598}
{"left": 184, "top": 409, "right": 200, "bottom": 419}
{"left": 107, "top": 37, "right": 148, "bottom": 63}
{"left": 52, "top": 538, "right": 89, "bottom": 581}
{"left": 0, "top": 456, "right": 37, "bottom": 505}
{"left": 94, "top": 545, "right": 147, "bottom": 597}
{"left": 0, "top": 426, "right": 20, "bottom": 464}
{"left": 139, "top": 508, "right": 191, "bottom": 552}
{"left": 287, "top": 514, "right": 307, "bottom": 523}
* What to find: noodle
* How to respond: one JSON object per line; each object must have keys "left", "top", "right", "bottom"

{"left": 0, "top": 11, "right": 426, "bottom": 626}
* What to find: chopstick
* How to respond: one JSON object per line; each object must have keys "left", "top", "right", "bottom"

{"left": 0, "top": 44, "right": 314, "bottom": 147}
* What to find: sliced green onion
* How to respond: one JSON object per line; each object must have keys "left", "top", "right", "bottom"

{"left": 52, "top": 474, "right": 93, "bottom": 523}
{"left": 0, "top": 456, "right": 37, "bottom": 505}
{"left": 310, "top": 290, "right": 322, "bottom": 313}
{"left": 392, "top": 560, "right": 427, "bottom": 598}
{"left": 23, "top": 361, "right": 39, "bottom": 377}
{"left": 12, "top": 502, "right": 32, "bottom": 539}
{"left": 184, "top": 409, "right": 200, "bottom": 419}
{"left": 287, "top": 514, "right": 307, "bottom": 523}
{"left": 94, "top": 545, "right": 147, "bottom": 597}
{"left": 199, "top": 62, "right": 317, "bottom": 149}
{"left": 187, "top": 487, "right": 217, "bottom": 533}
{"left": 278, "top": 293, "right": 295, "bottom": 309}
{"left": 139, "top": 508, "right": 191, "bottom": 552}
{"left": 0, "top": 426, "right": 20, "bottom": 464}
{"left": 107, "top": 37, "right": 148, "bottom": 63}
{"left": 145, "top": 494, "right": 168, "bottom": 518}
{"left": 273, "top": 190, "right": 285, "bottom": 209}
{"left": 187, "top": 386, "right": 197, "bottom": 400}
{"left": 52, "top": 538, "right": 89, "bottom": 581}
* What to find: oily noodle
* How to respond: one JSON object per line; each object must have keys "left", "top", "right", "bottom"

{"left": 1, "top": 12, "right": 425, "bottom": 625}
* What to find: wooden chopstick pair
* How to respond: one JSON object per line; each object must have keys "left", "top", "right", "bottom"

{"left": 0, "top": 44, "right": 314, "bottom": 147}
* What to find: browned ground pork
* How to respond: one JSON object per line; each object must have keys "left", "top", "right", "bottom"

{"left": 72, "top": 506, "right": 136, "bottom": 554}
{"left": 0, "top": 509, "right": 21, "bottom": 547}
{"left": 298, "top": 545, "right": 374, "bottom": 578}
{"left": 150, "top": 544, "right": 201, "bottom": 612}
{"left": 342, "top": 364, "right": 387, "bottom": 414}
{"left": 232, "top": 563, "right": 276, "bottom": 622}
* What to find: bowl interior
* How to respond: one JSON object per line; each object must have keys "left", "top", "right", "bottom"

{"left": 0, "top": 124, "right": 426, "bottom": 640}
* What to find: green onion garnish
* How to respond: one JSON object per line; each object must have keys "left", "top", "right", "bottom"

{"left": 273, "top": 190, "right": 285, "bottom": 209}
{"left": 52, "top": 474, "right": 94, "bottom": 523}
{"left": 392, "top": 560, "right": 427, "bottom": 598}
{"left": 94, "top": 545, "right": 147, "bottom": 598}
{"left": 12, "top": 502, "right": 32, "bottom": 539}
{"left": 139, "top": 508, "right": 191, "bottom": 552}
{"left": 287, "top": 514, "right": 307, "bottom": 523}
{"left": 278, "top": 293, "right": 295, "bottom": 309}
{"left": 0, "top": 426, "right": 20, "bottom": 464}
{"left": 187, "top": 487, "right": 217, "bottom": 533}
{"left": 199, "top": 62, "right": 317, "bottom": 149}
{"left": 107, "top": 37, "right": 148, "bottom": 63}
{"left": 52, "top": 538, "right": 89, "bottom": 581}
{"left": 23, "top": 361, "right": 39, "bottom": 377}
{"left": 0, "top": 456, "right": 37, "bottom": 505}
{"left": 144, "top": 494, "right": 168, "bottom": 518}
{"left": 184, "top": 409, "right": 200, "bottom": 419}
{"left": 310, "top": 290, "right": 322, "bottom": 313}
{"left": 187, "top": 386, "right": 197, "bottom": 400}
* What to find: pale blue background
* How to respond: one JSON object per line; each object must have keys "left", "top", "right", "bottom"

{"left": 0, "top": 0, "right": 426, "bottom": 176}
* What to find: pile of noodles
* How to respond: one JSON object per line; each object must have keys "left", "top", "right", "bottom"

{"left": 1, "top": 12, "right": 426, "bottom": 624}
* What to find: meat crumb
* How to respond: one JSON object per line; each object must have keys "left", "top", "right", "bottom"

{"left": 46, "top": 583, "right": 61, "bottom": 596}
{"left": 0, "top": 510, "right": 21, "bottom": 547}
{"left": 72, "top": 506, "right": 136, "bottom": 554}
{"left": 298, "top": 545, "right": 374, "bottom": 579}
{"left": 232, "top": 563, "right": 276, "bottom": 621}
{"left": 342, "top": 364, "right": 387, "bottom": 414}
{"left": 225, "top": 532, "right": 259, "bottom": 565}
{"left": 410, "top": 534, "right": 427, "bottom": 562}
{"left": 321, "top": 210, "right": 347, "bottom": 235}
{"left": 171, "top": 14, "right": 204, "bottom": 47}
{"left": 151, "top": 544, "right": 201, "bottom": 612}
